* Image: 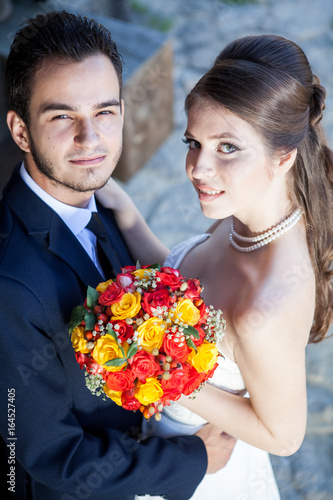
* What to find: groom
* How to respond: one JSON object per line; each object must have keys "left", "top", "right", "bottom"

{"left": 0, "top": 10, "right": 235, "bottom": 500}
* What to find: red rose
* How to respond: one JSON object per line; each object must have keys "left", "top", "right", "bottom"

{"left": 116, "top": 272, "right": 135, "bottom": 292}
{"left": 142, "top": 289, "right": 171, "bottom": 316}
{"left": 109, "top": 320, "right": 134, "bottom": 342}
{"left": 75, "top": 352, "right": 89, "bottom": 368}
{"left": 184, "top": 279, "right": 202, "bottom": 300}
{"left": 88, "top": 361, "right": 107, "bottom": 377}
{"left": 162, "top": 330, "right": 189, "bottom": 361}
{"left": 99, "top": 283, "right": 124, "bottom": 305}
{"left": 121, "top": 265, "right": 137, "bottom": 273}
{"left": 121, "top": 397, "right": 142, "bottom": 411}
{"left": 121, "top": 390, "right": 141, "bottom": 411}
{"left": 157, "top": 267, "right": 183, "bottom": 290}
{"left": 161, "top": 366, "right": 188, "bottom": 393}
{"left": 182, "top": 365, "right": 205, "bottom": 395}
{"left": 105, "top": 368, "right": 134, "bottom": 392}
{"left": 130, "top": 351, "right": 160, "bottom": 383}
{"left": 196, "top": 302, "right": 208, "bottom": 325}
{"left": 191, "top": 326, "right": 206, "bottom": 347}
{"left": 160, "top": 388, "right": 182, "bottom": 404}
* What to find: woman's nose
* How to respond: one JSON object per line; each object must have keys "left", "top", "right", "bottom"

{"left": 188, "top": 150, "right": 217, "bottom": 179}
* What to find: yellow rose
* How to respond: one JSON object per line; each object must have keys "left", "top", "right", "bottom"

{"left": 92, "top": 334, "right": 127, "bottom": 372}
{"left": 135, "top": 377, "right": 163, "bottom": 405}
{"left": 174, "top": 299, "right": 201, "bottom": 326}
{"left": 96, "top": 279, "right": 114, "bottom": 292}
{"left": 133, "top": 268, "right": 154, "bottom": 282}
{"left": 104, "top": 385, "right": 122, "bottom": 406}
{"left": 187, "top": 341, "right": 218, "bottom": 373}
{"left": 136, "top": 317, "right": 166, "bottom": 352}
{"left": 71, "top": 325, "right": 91, "bottom": 353}
{"left": 111, "top": 292, "right": 141, "bottom": 320}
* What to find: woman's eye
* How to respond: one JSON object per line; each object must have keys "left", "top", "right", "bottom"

{"left": 182, "top": 137, "right": 200, "bottom": 149}
{"left": 219, "top": 143, "right": 238, "bottom": 154}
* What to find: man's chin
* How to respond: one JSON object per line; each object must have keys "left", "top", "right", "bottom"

{"left": 55, "top": 175, "right": 112, "bottom": 194}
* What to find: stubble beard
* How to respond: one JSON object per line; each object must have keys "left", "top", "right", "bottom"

{"left": 28, "top": 131, "right": 122, "bottom": 193}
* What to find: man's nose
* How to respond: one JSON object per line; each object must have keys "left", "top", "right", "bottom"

{"left": 74, "top": 119, "right": 99, "bottom": 148}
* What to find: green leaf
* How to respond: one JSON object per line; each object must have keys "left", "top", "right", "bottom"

{"left": 107, "top": 326, "right": 119, "bottom": 343}
{"left": 84, "top": 311, "right": 96, "bottom": 331}
{"left": 104, "top": 358, "right": 127, "bottom": 367}
{"left": 149, "top": 263, "right": 161, "bottom": 270}
{"left": 119, "top": 344, "right": 126, "bottom": 358}
{"left": 126, "top": 342, "right": 138, "bottom": 360}
{"left": 69, "top": 306, "right": 86, "bottom": 334}
{"left": 184, "top": 325, "right": 200, "bottom": 339}
{"left": 86, "top": 285, "right": 99, "bottom": 309}
{"left": 186, "top": 337, "right": 198, "bottom": 352}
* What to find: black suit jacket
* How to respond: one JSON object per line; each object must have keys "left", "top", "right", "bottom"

{"left": 0, "top": 166, "right": 207, "bottom": 500}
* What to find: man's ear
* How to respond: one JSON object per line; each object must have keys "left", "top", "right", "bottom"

{"left": 273, "top": 149, "right": 298, "bottom": 176}
{"left": 7, "top": 110, "right": 31, "bottom": 153}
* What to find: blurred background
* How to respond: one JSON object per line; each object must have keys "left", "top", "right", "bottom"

{"left": 0, "top": 1, "right": 332, "bottom": 498}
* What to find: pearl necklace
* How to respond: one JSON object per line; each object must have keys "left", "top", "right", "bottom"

{"left": 229, "top": 208, "right": 303, "bottom": 252}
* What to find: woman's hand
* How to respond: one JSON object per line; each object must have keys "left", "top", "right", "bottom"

{"left": 96, "top": 178, "right": 134, "bottom": 225}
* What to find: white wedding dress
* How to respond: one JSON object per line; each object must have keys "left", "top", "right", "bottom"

{"left": 136, "top": 235, "right": 280, "bottom": 500}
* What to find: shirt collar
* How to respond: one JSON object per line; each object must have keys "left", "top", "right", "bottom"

{"left": 20, "top": 162, "right": 97, "bottom": 236}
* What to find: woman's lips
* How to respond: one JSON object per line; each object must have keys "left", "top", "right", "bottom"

{"left": 196, "top": 186, "right": 225, "bottom": 202}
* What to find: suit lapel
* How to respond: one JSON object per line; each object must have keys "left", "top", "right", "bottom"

{"left": 3, "top": 166, "right": 104, "bottom": 288}
{"left": 48, "top": 213, "right": 104, "bottom": 288}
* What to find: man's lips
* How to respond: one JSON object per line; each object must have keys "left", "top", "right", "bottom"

{"left": 69, "top": 155, "right": 106, "bottom": 166}
{"left": 196, "top": 185, "right": 225, "bottom": 201}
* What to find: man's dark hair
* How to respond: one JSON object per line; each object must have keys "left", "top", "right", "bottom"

{"left": 6, "top": 10, "right": 123, "bottom": 125}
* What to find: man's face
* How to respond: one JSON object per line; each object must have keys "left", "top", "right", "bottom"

{"left": 21, "top": 54, "right": 123, "bottom": 206}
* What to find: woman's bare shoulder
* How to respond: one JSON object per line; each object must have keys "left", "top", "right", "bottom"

{"left": 233, "top": 249, "right": 315, "bottom": 347}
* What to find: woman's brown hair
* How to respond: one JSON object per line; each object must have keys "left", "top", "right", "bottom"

{"left": 185, "top": 35, "right": 333, "bottom": 343}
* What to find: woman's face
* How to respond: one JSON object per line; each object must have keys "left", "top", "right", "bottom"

{"left": 184, "top": 101, "right": 282, "bottom": 223}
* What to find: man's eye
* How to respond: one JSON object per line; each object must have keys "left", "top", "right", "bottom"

{"left": 52, "top": 114, "right": 70, "bottom": 120}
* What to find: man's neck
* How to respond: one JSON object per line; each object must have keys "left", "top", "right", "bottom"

{"left": 24, "top": 160, "right": 94, "bottom": 208}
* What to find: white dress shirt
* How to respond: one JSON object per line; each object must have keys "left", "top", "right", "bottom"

{"left": 20, "top": 163, "right": 104, "bottom": 276}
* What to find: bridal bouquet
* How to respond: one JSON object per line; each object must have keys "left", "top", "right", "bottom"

{"left": 70, "top": 264, "right": 225, "bottom": 420}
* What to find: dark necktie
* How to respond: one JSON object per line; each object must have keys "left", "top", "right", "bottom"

{"left": 86, "top": 212, "right": 120, "bottom": 279}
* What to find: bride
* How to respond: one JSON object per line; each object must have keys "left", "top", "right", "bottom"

{"left": 97, "top": 35, "right": 333, "bottom": 499}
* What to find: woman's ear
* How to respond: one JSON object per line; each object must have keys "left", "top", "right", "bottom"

{"left": 273, "top": 149, "right": 298, "bottom": 176}
{"left": 7, "top": 110, "right": 31, "bottom": 153}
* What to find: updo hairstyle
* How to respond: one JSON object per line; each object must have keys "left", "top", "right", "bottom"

{"left": 185, "top": 35, "right": 333, "bottom": 343}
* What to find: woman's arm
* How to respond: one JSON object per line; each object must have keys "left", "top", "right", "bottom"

{"left": 96, "top": 178, "right": 169, "bottom": 266}
{"left": 180, "top": 283, "right": 313, "bottom": 456}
